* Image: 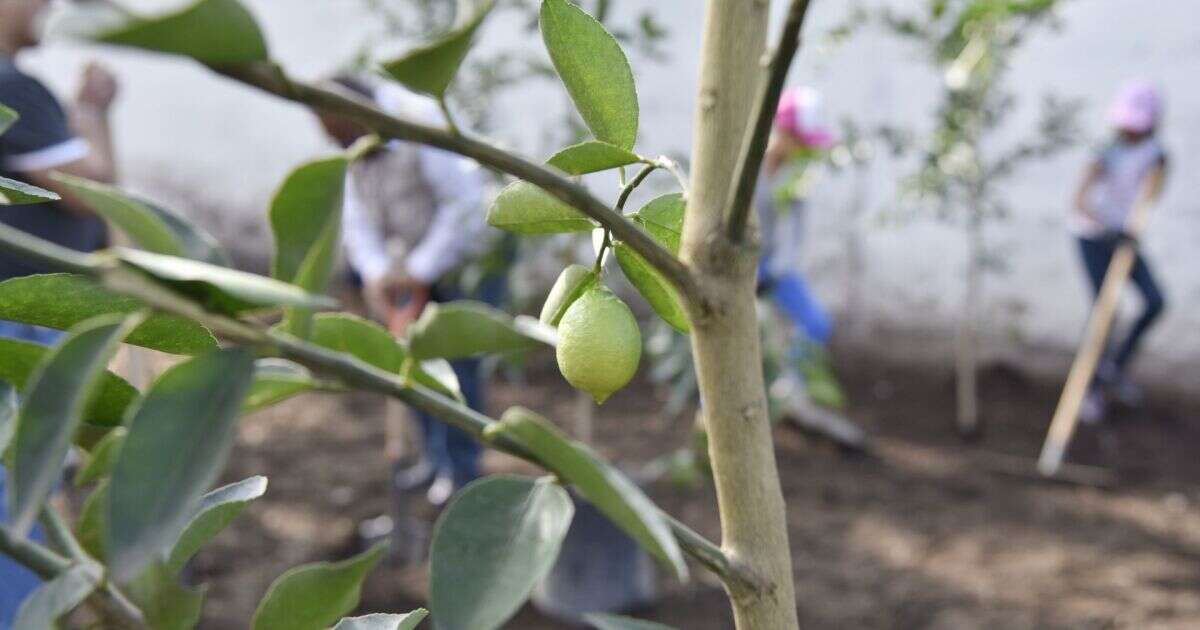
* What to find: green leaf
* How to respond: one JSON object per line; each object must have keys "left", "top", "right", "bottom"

{"left": 488, "top": 407, "right": 688, "bottom": 580}
{"left": 107, "top": 348, "right": 256, "bottom": 582}
{"left": 251, "top": 544, "right": 386, "bottom": 630}
{"left": 0, "top": 273, "right": 217, "bottom": 355}
{"left": 333, "top": 611, "right": 429, "bottom": 630}
{"left": 540, "top": 0, "right": 639, "bottom": 149}
{"left": 615, "top": 194, "right": 688, "bottom": 332}
{"left": 540, "top": 264, "right": 597, "bottom": 326}
{"left": 269, "top": 157, "right": 347, "bottom": 336}
{"left": 52, "top": 173, "right": 230, "bottom": 266}
{"left": 304, "top": 313, "right": 462, "bottom": 400}
{"left": 12, "top": 562, "right": 101, "bottom": 629}
{"left": 546, "top": 141, "right": 642, "bottom": 175}
{"left": 584, "top": 612, "right": 677, "bottom": 630}
{"left": 73, "top": 426, "right": 126, "bottom": 486}
{"left": 9, "top": 313, "right": 140, "bottom": 537}
{"left": 0, "top": 103, "right": 17, "bottom": 135}
{"left": 244, "top": 359, "right": 320, "bottom": 413}
{"left": 0, "top": 380, "right": 17, "bottom": 456}
{"left": 76, "top": 480, "right": 109, "bottom": 560}
{"left": 408, "top": 300, "right": 551, "bottom": 360}
{"left": 0, "top": 337, "right": 137, "bottom": 428}
{"left": 614, "top": 244, "right": 688, "bottom": 333}
{"left": 430, "top": 475, "right": 573, "bottom": 630}
{"left": 167, "top": 475, "right": 267, "bottom": 574}
{"left": 93, "top": 0, "right": 268, "bottom": 64}
{"left": 486, "top": 181, "right": 594, "bottom": 234}
{"left": 117, "top": 248, "right": 337, "bottom": 315}
{"left": 0, "top": 175, "right": 59, "bottom": 205}
{"left": 381, "top": 0, "right": 496, "bottom": 98}
{"left": 125, "top": 561, "right": 205, "bottom": 630}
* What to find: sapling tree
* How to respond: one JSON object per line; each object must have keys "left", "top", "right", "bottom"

{"left": 0, "top": 0, "right": 810, "bottom": 628}
{"left": 879, "top": 0, "right": 1079, "bottom": 436}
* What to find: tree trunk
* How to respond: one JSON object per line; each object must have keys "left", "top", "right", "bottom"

{"left": 680, "top": 2, "right": 800, "bottom": 628}
{"left": 956, "top": 213, "right": 983, "bottom": 437}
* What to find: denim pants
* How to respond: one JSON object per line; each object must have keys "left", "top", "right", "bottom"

{"left": 416, "top": 357, "right": 483, "bottom": 488}
{"left": 0, "top": 321, "right": 61, "bottom": 629}
{"left": 758, "top": 263, "right": 832, "bottom": 346}
{"left": 1077, "top": 235, "right": 1166, "bottom": 372}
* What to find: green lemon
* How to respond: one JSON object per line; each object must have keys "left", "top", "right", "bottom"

{"left": 556, "top": 285, "right": 642, "bottom": 403}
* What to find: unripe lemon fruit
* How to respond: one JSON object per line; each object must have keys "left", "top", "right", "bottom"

{"left": 556, "top": 286, "right": 641, "bottom": 403}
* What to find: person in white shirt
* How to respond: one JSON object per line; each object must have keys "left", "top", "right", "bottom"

{"left": 1070, "top": 81, "right": 1169, "bottom": 422}
{"left": 317, "top": 75, "right": 496, "bottom": 504}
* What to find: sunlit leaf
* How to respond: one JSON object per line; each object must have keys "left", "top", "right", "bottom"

{"left": 12, "top": 561, "right": 101, "bottom": 629}
{"left": 244, "top": 359, "right": 320, "bottom": 413}
{"left": 382, "top": 0, "right": 496, "bottom": 98}
{"left": 52, "top": 173, "right": 230, "bottom": 266}
{"left": 107, "top": 348, "right": 256, "bottom": 581}
{"left": 333, "top": 611, "right": 428, "bottom": 630}
{"left": 92, "top": 0, "right": 268, "bottom": 64}
{"left": 0, "top": 175, "right": 59, "bottom": 205}
{"left": 540, "top": 0, "right": 639, "bottom": 149}
{"left": 540, "top": 264, "right": 597, "bottom": 326}
{"left": 615, "top": 194, "right": 688, "bottom": 332}
{"left": 546, "top": 141, "right": 641, "bottom": 175}
{"left": 9, "top": 313, "right": 140, "bottom": 537}
{"left": 117, "top": 248, "right": 337, "bottom": 315}
{"left": 489, "top": 407, "right": 688, "bottom": 580}
{"left": 251, "top": 544, "right": 386, "bottom": 630}
{"left": 486, "top": 181, "right": 593, "bottom": 235}
{"left": 408, "top": 300, "right": 550, "bottom": 360}
{"left": 300, "top": 313, "right": 462, "bottom": 400}
{"left": 0, "top": 273, "right": 217, "bottom": 355}
{"left": 430, "top": 475, "right": 573, "bottom": 630}
{"left": 167, "top": 476, "right": 267, "bottom": 574}
{"left": 269, "top": 156, "right": 347, "bottom": 336}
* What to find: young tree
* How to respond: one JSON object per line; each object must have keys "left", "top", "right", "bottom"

{"left": 0, "top": 0, "right": 810, "bottom": 628}
{"left": 880, "top": 0, "right": 1079, "bottom": 436}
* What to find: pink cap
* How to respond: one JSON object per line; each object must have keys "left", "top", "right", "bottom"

{"left": 1109, "top": 81, "right": 1162, "bottom": 133}
{"left": 774, "top": 86, "right": 835, "bottom": 149}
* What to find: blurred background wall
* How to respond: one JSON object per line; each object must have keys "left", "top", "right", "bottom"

{"left": 16, "top": 0, "right": 1200, "bottom": 385}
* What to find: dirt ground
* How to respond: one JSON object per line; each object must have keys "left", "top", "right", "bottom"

{"left": 183, "top": 344, "right": 1200, "bottom": 630}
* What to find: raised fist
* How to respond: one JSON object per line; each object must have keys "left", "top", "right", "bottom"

{"left": 76, "top": 62, "right": 119, "bottom": 111}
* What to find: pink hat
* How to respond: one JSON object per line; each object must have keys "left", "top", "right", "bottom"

{"left": 774, "top": 86, "right": 835, "bottom": 149}
{"left": 1108, "top": 81, "right": 1162, "bottom": 133}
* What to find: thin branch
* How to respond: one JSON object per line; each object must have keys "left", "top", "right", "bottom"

{"left": 39, "top": 506, "right": 91, "bottom": 562}
{"left": 0, "top": 524, "right": 148, "bottom": 629}
{"left": 216, "top": 63, "right": 701, "bottom": 306}
{"left": 724, "top": 0, "right": 814, "bottom": 243}
{"left": 0, "top": 223, "right": 755, "bottom": 592}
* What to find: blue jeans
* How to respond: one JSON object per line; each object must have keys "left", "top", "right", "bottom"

{"left": 1078, "top": 235, "right": 1166, "bottom": 372}
{"left": 0, "top": 321, "right": 61, "bottom": 629}
{"left": 758, "top": 265, "right": 832, "bottom": 346}
{"left": 416, "top": 358, "right": 483, "bottom": 488}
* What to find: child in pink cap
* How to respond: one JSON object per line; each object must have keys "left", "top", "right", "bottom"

{"left": 1071, "top": 81, "right": 1169, "bottom": 422}
{"left": 755, "top": 86, "right": 843, "bottom": 407}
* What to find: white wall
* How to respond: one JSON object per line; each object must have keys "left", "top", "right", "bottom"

{"left": 15, "top": 0, "right": 1200, "bottom": 379}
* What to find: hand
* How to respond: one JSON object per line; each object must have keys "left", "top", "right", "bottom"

{"left": 76, "top": 62, "right": 118, "bottom": 111}
{"left": 387, "top": 285, "right": 431, "bottom": 337}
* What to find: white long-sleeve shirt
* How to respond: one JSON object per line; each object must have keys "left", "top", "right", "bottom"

{"left": 341, "top": 86, "right": 490, "bottom": 285}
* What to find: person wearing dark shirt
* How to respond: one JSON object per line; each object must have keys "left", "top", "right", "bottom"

{"left": 0, "top": 0, "right": 120, "bottom": 624}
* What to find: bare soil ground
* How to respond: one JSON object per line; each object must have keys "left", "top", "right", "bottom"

{"left": 186, "top": 347, "right": 1200, "bottom": 629}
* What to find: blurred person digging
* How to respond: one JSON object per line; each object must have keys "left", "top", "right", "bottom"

{"left": 0, "top": 0, "right": 120, "bottom": 624}
{"left": 316, "top": 75, "right": 499, "bottom": 509}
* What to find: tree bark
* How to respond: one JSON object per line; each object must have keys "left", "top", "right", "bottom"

{"left": 681, "top": 1, "right": 800, "bottom": 628}
{"left": 956, "top": 211, "right": 983, "bottom": 437}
